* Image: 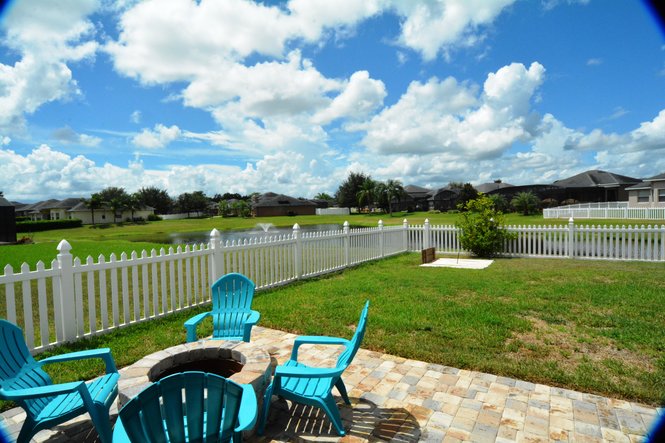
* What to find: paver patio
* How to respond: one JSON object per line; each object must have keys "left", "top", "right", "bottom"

{"left": 1, "top": 326, "right": 661, "bottom": 442}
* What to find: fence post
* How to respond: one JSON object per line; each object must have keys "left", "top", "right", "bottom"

{"left": 403, "top": 219, "right": 409, "bottom": 252}
{"left": 209, "top": 229, "right": 223, "bottom": 283}
{"left": 343, "top": 221, "right": 350, "bottom": 267}
{"left": 568, "top": 217, "right": 575, "bottom": 259}
{"left": 293, "top": 223, "right": 302, "bottom": 279}
{"left": 56, "top": 240, "right": 77, "bottom": 342}
{"left": 423, "top": 219, "right": 431, "bottom": 249}
{"left": 378, "top": 220, "right": 384, "bottom": 257}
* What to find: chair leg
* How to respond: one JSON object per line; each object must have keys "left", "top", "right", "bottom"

{"left": 320, "top": 395, "right": 346, "bottom": 436}
{"left": 16, "top": 418, "right": 36, "bottom": 443}
{"left": 89, "top": 404, "right": 114, "bottom": 443}
{"left": 334, "top": 378, "right": 351, "bottom": 405}
{"left": 257, "top": 383, "right": 274, "bottom": 435}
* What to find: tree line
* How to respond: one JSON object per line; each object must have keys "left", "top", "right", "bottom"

{"left": 81, "top": 187, "right": 255, "bottom": 225}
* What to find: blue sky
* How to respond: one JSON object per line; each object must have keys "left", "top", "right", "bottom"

{"left": 1, "top": 0, "right": 664, "bottom": 202}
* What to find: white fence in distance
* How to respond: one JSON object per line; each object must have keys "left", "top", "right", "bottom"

{"left": 315, "top": 207, "right": 350, "bottom": 216}
{"left": 544, "top": 205, "right": 665, "bottom": 220}
{"left": 2, "top": 219, "right": 664, "bottom": 353}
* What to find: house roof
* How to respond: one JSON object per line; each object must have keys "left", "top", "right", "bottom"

{"left": 253, "top": 192, "right": 316, "bottom": 208}
{"left": 625, "top": 181, "right": 651, "bottom": 191}
{"left": 645, "top": 172, "right": 665, "bottom": 182}
{"left": 21, "top": 199, "right": 60, "bottom": 213}
{"left": 404, "top": 185, "right": 432, "bottom": 198}
{"left": 552, "top": 170, "right": 640, "bottom": 188}
{"left": 475, "top": 181, "right": 514, "bottom": 193}
{"left": 0, "top": 197, "right": 13, "bottom": 207}
{"left": 51, "top": 198, "right": 83, "bottom": 209}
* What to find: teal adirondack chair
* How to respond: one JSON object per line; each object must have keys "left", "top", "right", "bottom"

{"left": 258, "top": 300, "right": 369, "bottom": 436}
{"left": 185, "top": 273, "right": 260, "bottom": 342}
{"left": 113, "top": 371, "right": 257, "bottom": 442}
{"left": 0, "top": 319, "right": 119, "bottom": 443}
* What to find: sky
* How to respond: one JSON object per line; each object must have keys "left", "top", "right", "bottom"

{"left": 1, "top": 0, "right": 664, "bottom": 203}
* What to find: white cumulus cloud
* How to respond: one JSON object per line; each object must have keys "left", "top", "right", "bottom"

{"left": 0, "top": 0, "right": 99, "bottom": 133}
{"left": 133, "top": 124, "right": 181, "bottom": 149}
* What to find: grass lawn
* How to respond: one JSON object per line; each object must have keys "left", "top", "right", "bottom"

{"left": 4, "top": 252, "right": 662, "bottom": 414}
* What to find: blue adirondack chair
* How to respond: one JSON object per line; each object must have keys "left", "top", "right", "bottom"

{"left": 0, "top": 319, "right": 119, "bottom": 443}
{"left": 258, "top": 300, "right": 369, "bottom": 436}
{"left": 113, "top": 371, "right": 257, "bottom": 442}
{"left": 185, "top": 273, "right": 260, "bottom": 342}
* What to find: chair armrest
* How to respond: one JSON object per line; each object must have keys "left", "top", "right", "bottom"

{"left": 184, "top": 311, "right": 212, "bottom": 342}
{"left": 244, "top": 310, "right": 260, "bottom": 326}
{"left": 0, "top": 381, "right": 84, "bottom": 400}
{"left": 235, "top": 384, "right": 258, "bottom": 432}
{"left": 39, "top": 348, "right": 117, "bottom": 373}
{"left": 274, "top": 365, "right": 345, "bottom": 380}
{"left": 291, "top": 336, "right": 350, "bottom": 361}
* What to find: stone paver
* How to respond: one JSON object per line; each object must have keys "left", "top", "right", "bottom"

{"left": 1, "top": 326, "right": 662, "bottom": 442}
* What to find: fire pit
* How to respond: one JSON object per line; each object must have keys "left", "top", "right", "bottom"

{"left": 117, "top": 340, "right": 273, "bottom": 410}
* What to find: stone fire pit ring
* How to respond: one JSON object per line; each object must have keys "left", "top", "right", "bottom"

{"left": 117, "top": 340, "right": 273, "bottom": 410}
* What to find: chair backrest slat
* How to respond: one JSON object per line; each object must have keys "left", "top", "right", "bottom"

{"left": 0, "top": 320, "right": 54, "bottom": 418}
{"left": 212, "top": 273, "right": 255, "bottom": 313}
{"left": 118, "top": 371, "right": 250, "bottom": 442}
{"left": 336, "top": 301, "right": 370, "bottom": 369}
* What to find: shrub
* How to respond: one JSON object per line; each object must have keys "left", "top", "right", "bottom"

{"left": 147, "top": 214, "right": 162, "bottom": 221}
{"left": 16, "top": 219, "right": 82, "bottom": 233}
{"left": 456, "top": 195, "right": 516, "bottom": 258}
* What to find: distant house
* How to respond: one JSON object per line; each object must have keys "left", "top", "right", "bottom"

{"left": 427, "top": 187, "right": 460, "bottom": 211}
{"left": 15, "top": 198, "right": 155, "bottom": 225}
{"left": 68, "top": 202, "right": 155, "bottom": 224}
{"left": 552, "top": 170, "right": 640, "bottom": 203}
{"left": 252, "top": 193, "right": 316, "bottom": 217}
{"left": 626, "top": 173, "right": 665, "bottom": 207}
{"left": 402, "top": 185, "right": 432, "bottom": 212}
{"left": 475, "top": 180, "right": 514, "bottom": 194}
{"left": 16, "top": 199, "right": 60, "bottom": 221}
{"left": 48, "top": 198, "right": 82, "bottom": 221}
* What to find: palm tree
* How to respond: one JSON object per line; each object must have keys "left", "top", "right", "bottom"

{"left": 82, "top": 193, "right": 103, "bottom": 225}
{"left": 126, "top": 194, "right": 142, "bottom": 222}
{"left": 356, "top": 179, "right": 376, "bottom": 211}
{"left": 109, "top": 197, "right": 127, "bottom": 223}
{"left": 511, "top": 191, "right": 541, "bottom": 215}
{"left": 384, "top": 179, "right": 405, "bottom": 216}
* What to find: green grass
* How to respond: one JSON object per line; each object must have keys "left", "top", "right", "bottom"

{"left": 2, "top": 253, "right": 662, "bottom": 414}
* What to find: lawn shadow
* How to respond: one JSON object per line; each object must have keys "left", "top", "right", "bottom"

{"left": 260, "top": 396, "right": 421, "bottom": 441}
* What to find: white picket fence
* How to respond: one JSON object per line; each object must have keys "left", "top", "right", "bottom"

{"left": 544, "top": 203, "right": 665, "bottom": 220}
{"left": 2, "top": 219, "right": 664, "bottom": 353}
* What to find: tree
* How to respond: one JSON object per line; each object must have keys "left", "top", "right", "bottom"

{"left": 126, "top": 194, "right": 142, "bottom": 221}
{"left": 82, "top": 193, "right": 103, "bottom": 225}
{"left": 487, "top": 194, "right": 510, "bottom": 213}
{"left": 335, "top": 171, "right": 370, "bottom": 208}
{"left": 356, "top": 178, "right": 377, "bottom": 211}
{"left": 457, "top": 195, "right": 516, "bottom": 257}
{"left": 232, "top": 200, "right": 251, "bottom": 218}
{"left": 511, "top": 191, "right": 541, "bottom": 215}
{"left": 108, "top": 197, "right": 127, "bottom": 222}
{"left": 314, "top": 192, "right": 335, "bottom": 203}
{"left": 176, "top": 191, "right": 210, "bottom": 217}
{"left": 457, "top": 183, "right": 479, "bottom": 209}
{"left": 218, "top": 200, "right": 230, "bottom": 217}
{"left": 384, "top": 179, "right": 405, "bottom": 216}
{"left": 98, "top": 187, "right": 129, "bottom": 203}
{"left": 136, "top": 187, "right": 172, "bottom": 214}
